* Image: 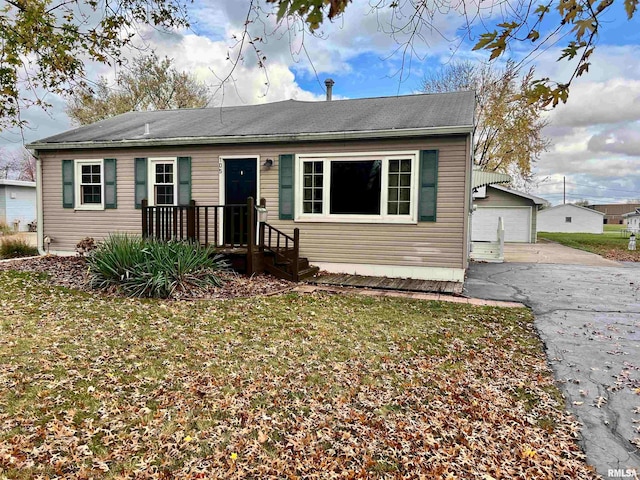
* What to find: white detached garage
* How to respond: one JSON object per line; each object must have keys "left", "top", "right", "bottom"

{"left": 538, "top": 204, "right": 604, "bottom": 233}
{"left": 472, "top": 185, "right": 547, "bottom": 243}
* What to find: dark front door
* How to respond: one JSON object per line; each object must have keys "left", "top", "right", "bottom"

{"left": 224, "top": 158, "right": 257, "bottom": 245}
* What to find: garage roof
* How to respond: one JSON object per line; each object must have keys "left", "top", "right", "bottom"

{"left": 491, "top": 185, "right": 548, "bottom": 206}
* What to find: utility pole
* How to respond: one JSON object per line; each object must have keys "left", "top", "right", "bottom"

{"left": 563, "top": 176, "right": 566, "bottom": 205}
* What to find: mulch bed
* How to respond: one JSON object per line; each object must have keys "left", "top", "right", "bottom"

{"left": 0, "top": 255, "right": 295, "bottom": 300}
{"left": 600, "top": 249, "right": 640, "bottom": 262}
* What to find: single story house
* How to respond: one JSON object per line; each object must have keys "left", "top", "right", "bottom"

{"left": 27, "top": 91, "right": 475, "bottom": 283}
{"left": 0, "top": 179, "right": 37, "bottom": 232}
{"left": 622, "top": 208, "right": 640, "bottom": 231}
{"left": 538, "top": 203, "right": 604, "bottom": 233}
{"left": 587, "top": 203, "right": 640, "bottom": 224}
{"left": 472, "top": 184, "right": 547, "bottom": 243}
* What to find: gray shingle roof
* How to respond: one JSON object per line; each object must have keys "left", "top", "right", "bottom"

{"left": 31, "top": 91, "right": 474, "bottom": 147}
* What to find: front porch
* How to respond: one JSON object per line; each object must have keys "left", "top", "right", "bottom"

{"left": 141, "top": 197, "right": 319, "bottom": 281}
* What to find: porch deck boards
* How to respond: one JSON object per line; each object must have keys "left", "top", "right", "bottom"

{"left": 308, "top": 273, "right": 463, "bottom": 295}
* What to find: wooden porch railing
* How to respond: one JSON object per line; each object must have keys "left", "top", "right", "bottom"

{"left": 141, "top": 197, "right": 256, "bottom": 249}
{"left": 259, "top": 222, "right": 300, "bottom": 282}
{"left": 141, "top": 197, "right": 302, "bottom": 280}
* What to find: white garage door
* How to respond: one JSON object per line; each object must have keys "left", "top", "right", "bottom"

{"left": 472, "top": 207, "right": 531, "bottom": 243}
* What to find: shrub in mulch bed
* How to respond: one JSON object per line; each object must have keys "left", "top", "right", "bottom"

{"left": 0, "top": 255, "right": 294, "bottom": 300}
{"left": 86, "top": 235, "right": 232, "bottom": 299}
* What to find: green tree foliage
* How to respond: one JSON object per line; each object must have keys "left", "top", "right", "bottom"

{"left": 66, "top": 53, "right": 210, "bottom": 125}
{"left": 271, "top": 0, "right": 638, "bottom": 106}
{"left": 0, "top": 0, "right": 190, "bottom": 131}
{"left": 421, "top": 61, "right": 550, "bottom": 183}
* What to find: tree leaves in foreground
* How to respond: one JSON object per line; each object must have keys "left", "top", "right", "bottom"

{"left": 66, "top": 53, "right": 211, "bottom": 126}
{"left": 0, "top": 0, "right": 190, "bottom": 131}
{"left": 271, "top": 0, "right": 637, "bottom": 106}
{"left": 421, "top": 61, "right": 549, "bottom": 184}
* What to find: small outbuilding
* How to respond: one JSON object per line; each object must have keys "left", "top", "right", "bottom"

{"left": 472, "top": 185, "right": 547, "bottom": 243}
{"left": 538, "top": 203, "right": 604, "bottom": 234}
{"left": 0, "top": 179, "right": 37, "bottom": 232}
{"left": 622, "top": 208, "right": 640, "bottom": 232}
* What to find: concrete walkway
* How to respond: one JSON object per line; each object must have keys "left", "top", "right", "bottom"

{"left": 504, "top": 242, "right": 620, "bottom": 266}
{"left": 465, "top": 262, "right": 640, "bottom": 477}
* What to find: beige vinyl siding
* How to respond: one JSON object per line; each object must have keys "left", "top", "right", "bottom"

{"left": 40, "top": 136, "right": 470, "bottom": 269}
{"left": 41, "top": 147, "right": 220, "bottom": 252}
{"left": 474, "top": 186, "right": 539, "bottom": 243}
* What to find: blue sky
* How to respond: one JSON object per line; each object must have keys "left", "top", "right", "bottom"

{"left": 2, "top": 0, "right": 640, "bottom": 205}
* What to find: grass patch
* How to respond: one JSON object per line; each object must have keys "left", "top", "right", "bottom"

{"left": 0, "top": 270, "right": 595, "bottom": 478}
{"left": 0, "top": 236, "right": 38, "bottom": 259}
{"left": 604, "top": 224, "right": 626, "bottom": 233}
{"left": 539, "top": 231, "right": 640, "bottom": 261}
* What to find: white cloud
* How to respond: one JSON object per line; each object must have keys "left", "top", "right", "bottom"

{"left": 588, "top": 123, "right": 640, "bottom": 156}
{"left": 548, "top": 78, "right": 640, "bottom": 128}
{"left": 529, "top": 44, "right": 640, "bottom": 204}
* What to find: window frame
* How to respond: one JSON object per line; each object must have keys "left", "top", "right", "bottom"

{"left": 565, "top": 216, "right": 572, "bottom": 223}
{"left": 148, "top": 157, "right": 177, "bottom": 207}
{"left": 74, "top": 159, "right": 104, "bottom": 211}
{"left": 294, "top": 151, "right": 420, "bottom": 224}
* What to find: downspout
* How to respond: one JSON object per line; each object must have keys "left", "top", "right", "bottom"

{"left": 467, "top": 133, "right": 474, "bottom": 267}
{"left": 33, "top": 150, "right": 45, "bottom": 255}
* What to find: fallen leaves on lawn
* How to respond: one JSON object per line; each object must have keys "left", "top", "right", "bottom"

{"left": 0, "top": 256, "right": 294, "bottom": 300}
{"left": 0, "top": 271, "right": 599, "bottom": 479}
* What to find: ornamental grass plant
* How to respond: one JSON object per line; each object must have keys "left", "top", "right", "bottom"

{"left": 87, "top": 234, "right": 228, "bottom": 298}
{"left": 0, "top": 237, "right": 38, "bottom": 259}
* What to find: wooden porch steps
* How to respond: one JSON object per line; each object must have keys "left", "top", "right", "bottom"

{"left": 263, "top": 251, "right": 319, "bottom": 281}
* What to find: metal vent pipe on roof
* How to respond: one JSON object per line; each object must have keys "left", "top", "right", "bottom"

{"left": 144, "top": 123, "right": 150, "bottom": 135}
{"left": 324, "top": 78, "right": 335, "bottom": 101}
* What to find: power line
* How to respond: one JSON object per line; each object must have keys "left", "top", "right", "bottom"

{"left": 536, "top": 181, "right": 640, "bottom": 196}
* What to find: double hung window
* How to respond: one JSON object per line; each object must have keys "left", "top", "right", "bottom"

{"left": 149, "top": 158, "right": 177, "bottom": 206}
{"left": 75, "top": 160, "right": 103, "bottom": 210}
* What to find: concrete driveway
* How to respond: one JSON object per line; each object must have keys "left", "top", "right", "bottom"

{"left": 504, "top": 242, "right": 621, "bottom": 266}
{"left": 465, "top": 260, "right": 640, "bottom": 477}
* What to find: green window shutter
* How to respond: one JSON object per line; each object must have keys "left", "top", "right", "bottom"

{"left": 418, "top": 150, "right": 438, "bottom": 222}
{"left": 134, "top": 157, "right": 147, "bottom": 209}
{"left": 279, "top": 154, "right": 294, "bottom": 220}
{"left": 62, "top": 160, "right": 74, "bottom": 208}
{"left": 104, "top": 158, "right": 117, "bottom": 209}
{"left": 177, "top": 156, "right": 191, "bottom": 205}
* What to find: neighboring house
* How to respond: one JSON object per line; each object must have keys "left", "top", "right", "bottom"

{"left": 27, "top": 91, "right": 475, "bottom": 282}
{"left": 0, "top": 179, "right": 37, "bottom": 232}
{"left": 472, "top": 185, "right": 548, "bottom": 243}
{"left": 588, "top": 203, "right": 640, "bottom": 224}
{"left": 538, "top": 204, "right": 604, "bottom": 233}
{"left": 622, "top": 208, "right": 640, "bottom": 231}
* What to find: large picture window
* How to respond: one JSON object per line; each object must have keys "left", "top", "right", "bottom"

{"left": 330, "top": 160, "right": 382, "bottom": 215}
{"left": 295, "top": 151, "right": 419, "bottom": 223}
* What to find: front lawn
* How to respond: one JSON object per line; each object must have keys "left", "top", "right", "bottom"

{"left": 0, "top": 270, "right": 595, "bottom": 478}
{"left": 539, "top": 231, "right": 640, "bottom": 261}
